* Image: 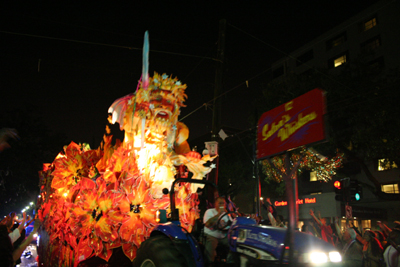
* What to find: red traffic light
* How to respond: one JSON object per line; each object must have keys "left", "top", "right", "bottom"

{"left": 334, "top": 181, "right": 341, "bottom": 189}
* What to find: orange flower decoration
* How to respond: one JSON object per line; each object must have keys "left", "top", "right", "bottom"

{"left": 176, "top": 183, "right": 200, "bottom": 232}
{"left": 69, "top": 178, "right": 126, "bottom": 255}
{"left": 51, "top": 142, "right": 101, "bottom": 191}
{"left": 118, "top": 177, "right": 169, "bottom": 260}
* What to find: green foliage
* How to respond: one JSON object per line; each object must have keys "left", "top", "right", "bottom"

{"left": 262, "top": 176, "right": 286, "bottom": 197}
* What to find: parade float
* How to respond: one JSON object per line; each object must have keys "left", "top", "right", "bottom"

{"left": 36, "top": 32, "right": 217, "bottom": 266}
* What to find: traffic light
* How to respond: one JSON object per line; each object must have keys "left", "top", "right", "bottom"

{"left": 349, "top": 180, "right": 363, "bottom": 201}
{"left": 334, "top": 180, "right": 345, "bottom": 201}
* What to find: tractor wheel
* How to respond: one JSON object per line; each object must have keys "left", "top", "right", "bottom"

{"left": 132, "top": 235, "right": 188, "bottom": 267}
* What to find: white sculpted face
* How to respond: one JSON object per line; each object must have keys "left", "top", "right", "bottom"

{"left": 145, "top": 90, "right": 179, "bottom": 139}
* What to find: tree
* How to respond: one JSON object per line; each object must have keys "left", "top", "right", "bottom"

{"left": 256, "top": 55, "right": 400, "bottom": 200}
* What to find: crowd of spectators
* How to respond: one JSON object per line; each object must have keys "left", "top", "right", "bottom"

{"left": 260, "top": 197, "right": 287, "bottom": 228}
{"left": 0, "top": 211, "right": 41, "bottom": 267}
{"left": 305, "top": 208, "right": 400, "bottom": 267}
{"left": 1, "top": 128, "right": 43, "bottom": 266}
{"left": 260, "top": 202, "right": 400, "bottom": 267}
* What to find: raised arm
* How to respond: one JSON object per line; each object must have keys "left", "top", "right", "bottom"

{"left": 268, "top": 212, "right": 277, "bottom": 227}
{"left": 353, "top": 228, "right": 368, "bottom": 246}
{"left": 348, "top": 219, "right": 362, "bottom": 237}
{"left": 310, "top": 209, "right": 322, "bottom": 227}
{"left": 17, "top": 212, "right": 27, "bottom": 234}
{"left": 334, "top": 217, "right": 343, "bottom": 240}
{"left": 267, "top": 198, "right": 277, "bottom": 215}
{"left": 12, "top": 219, "right": 41, "bottom": 261}
{"left": 377, "top": 221, "right": 392, "bottom": 236}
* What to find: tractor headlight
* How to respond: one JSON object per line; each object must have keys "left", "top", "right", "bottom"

{"left": 328, "top": 251, "right": 342, "bottom": 262}
{"left": 309, "top": 252, "right": 328, "bottom": 264}
{"left": 305, "top": 251, "right": 341, "bottom": 264}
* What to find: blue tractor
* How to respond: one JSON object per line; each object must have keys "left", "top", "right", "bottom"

{"left": 132, "top": 178, "right": 342, "bottom": 267}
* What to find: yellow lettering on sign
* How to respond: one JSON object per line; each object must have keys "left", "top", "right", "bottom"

{"left": 277, "top": 112, "right": 317, "bottom": 141}
{"left": 285, "top": 101, "right": 293, "bottom": 111}
{"left": 262, "top": 114, "right": 291, "bottom": 141}
{"left": 262, "top": 110, "right": 317, "bottom": 142}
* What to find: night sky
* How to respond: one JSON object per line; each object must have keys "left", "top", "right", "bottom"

{"left": 1, "top": 1, "right": 379, "bottom": 148}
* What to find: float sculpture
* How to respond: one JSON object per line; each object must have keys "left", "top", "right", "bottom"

{"left": 37, "top": 32, "right": 216, "bottom": 266}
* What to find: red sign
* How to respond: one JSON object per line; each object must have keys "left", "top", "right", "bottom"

{"left": 257, "top": 88, "right": 326, "bottom": 160}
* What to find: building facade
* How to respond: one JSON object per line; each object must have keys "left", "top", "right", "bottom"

{"left": 271, "top": 0, "right": 400, "bottom": 80}
{"left": 268, "top": 0, "right": 400, "bottom": 233}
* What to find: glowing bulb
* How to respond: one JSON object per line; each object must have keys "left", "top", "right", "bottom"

{"left": 309, "top": 252, "right": 328, "bottom": 264}
{"left": 329, "top": 251, "right": 342, "bottom": 262}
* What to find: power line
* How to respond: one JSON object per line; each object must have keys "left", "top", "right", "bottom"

{"left": 180, "top": 64, "right": 272, "bottom": 122}
{"left": 0, "top": 30, "right": 217, "bottom": 61}
{"left": 22, "top": 14, "right": 214, "bottom": 51}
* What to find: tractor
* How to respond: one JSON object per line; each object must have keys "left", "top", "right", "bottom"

{"left": 131, "top": 178, "right": 342, "bottom": 267}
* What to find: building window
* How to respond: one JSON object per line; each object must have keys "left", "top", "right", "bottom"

{"left": 361, "top": 36, "right": 381, "bottom": 52}
{"left": 340, "top": 219, "right": 358, "bottom": 232}
{"left": 329, "top": 51, "right": 349, "bottom": 68}
{"left": 326, "top": 32, "right": 347, "bottom": 50}
{"left": 381, "top": 184, "right": 399, "bottom": 194}
{"left": 272, "top": 65, "right": 284, "bottom": 78}
{"left": 296, "top": 49, "right": 314, "bottom": 66}
{"left": 378, "top": 158, "right": 398, "bottom": 171}
{"left": 363, "top": 17, "right": 377, "bottom": 31}
{"left": 334, "top": 55, "right": 347, "bottom": 67}
{"left": 369, "top": 57, "right": 385, "bottom": 72}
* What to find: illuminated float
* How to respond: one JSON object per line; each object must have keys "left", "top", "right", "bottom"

{"left": 36, "top": 32, "right": 217, "bottom": 266}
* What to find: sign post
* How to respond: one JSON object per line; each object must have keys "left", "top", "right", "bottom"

{"left": 255, "top": 88, "right": 327, "bottom": 266}
{"left": 345, "top": 204, "right": 353, "bottom": 219}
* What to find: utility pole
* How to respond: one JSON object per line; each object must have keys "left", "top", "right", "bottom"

{"left": 208, "top": 19, "right": 226, "bottom": 201}
{"left": 211, "top": 19, "right": 226, "bottom": 141}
